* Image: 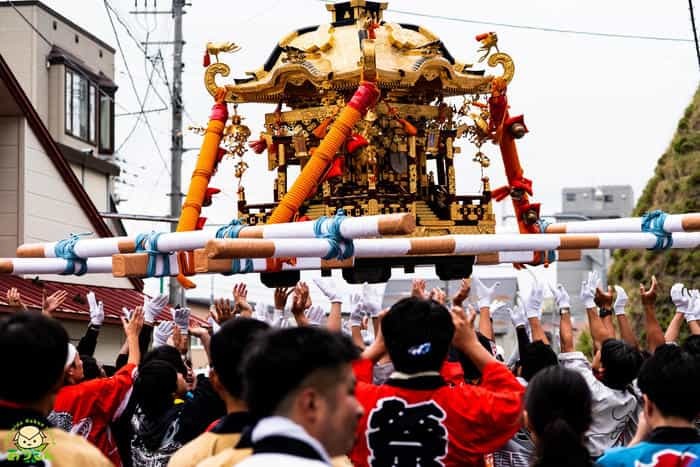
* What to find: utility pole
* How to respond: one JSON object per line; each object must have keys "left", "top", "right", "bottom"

{"left": 690, "top": 0, "right": 700, "bottom": 70}
{"left": 169, "top": 0, "right": 185, "bottom": 305}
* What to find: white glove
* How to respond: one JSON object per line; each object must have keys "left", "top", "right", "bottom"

{"left": 254, "top": 301, "right": 271, "bottom": 324}
{"left": 613, "top": 285, "right": 628, "bottom": 316}
{"left": 208, "top": 316, "right": 221, "bottom": 334}
{"left": 686, "top": 290, "right": 700, "bottom": 323}
{"left": 509, "top": 304, "right": 526, "bottom": 328}
{"left": 670, "top": 283, "right": 690, "bottom": 313}
{"left": 305, "top": 305, "right": 326, "bottom": 327}
{"left": 312, "top": 277, "right": 343, "bottom": 304}
{"left": 362, "top": 283, "right": 382, "bottom": 318}
{"left": 473, "top": 277, "right": 501, "bottom": 309}
{"left": 349, "top": 292, "right": 365, "bottom": 327}
{"left": 87, "top": 291, "right": 104, "bottom": 327}
{"left": 580, "top": 271, "right": 599, "bottom": 309}
{"left": 271, "top": 309, "right": 286, "bottom": 328}
{"left": 153, "top": 321, "right": 175, "bottom": 347}
{"left": 143, "top": 294, "right": 169, "bottom": 324}
{"left": 172, "top": 306, "right": 191, "bottom": 334}
{"left": 524, "top": 282, "right": 544, "bottom": 319}
{"left": 549, "top": 283, "right": 571, "bottom": 311}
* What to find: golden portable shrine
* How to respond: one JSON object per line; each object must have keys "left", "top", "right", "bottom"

{"left": 186, "top": 0, "right": 532, "bottom": 286}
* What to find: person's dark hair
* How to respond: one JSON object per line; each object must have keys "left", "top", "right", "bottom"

{"left": 526, "top": 366, "right": 592, "bottom": 467}
{"left": 0, "top": 314, "right": 69, "bottom": 404}
{"left": 243, "top": 327, "right": 358, "bottom": 419}
{"left": 80, "top": 355, "right": 102, "bottom": 381}
{"left": 133, "top": 359, "right": 178, "bottom": 419}
{"left": 381, "top": 297, "right": 454, "bottom": 374}
{"left": 600, "top": 338, "right": 643, "bottom": 390}
{"left": 637, "top": 344, "right": 700, "bottom": 422}
{"left": 520, "top": 340, "right": 558, "bottom": 381}
{"left": 142, "top": 345, "right": 187, "bottom": 376}
{"left": 456, "top": 331, "right": 495, "bottom": 382}
{"left": 682, "top": 335, "right": 700, "bottom": 358}
{"left": 102, "top": 365, "right": 117, "bottom": 377}
{"left": 210, "top": 318, "right": 269, "bottom": 399}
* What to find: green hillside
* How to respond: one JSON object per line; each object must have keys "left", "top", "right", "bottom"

{"left": 607, "top": 86, "right": 700, "bottom": 343}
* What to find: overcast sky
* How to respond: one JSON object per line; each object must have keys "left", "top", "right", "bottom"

{"left": 36, "top": 0, "right": 700, "bottom": 304}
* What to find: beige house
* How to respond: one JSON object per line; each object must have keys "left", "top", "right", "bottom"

{"left": 0, "top": 1, "right": 147, "bottom": 364}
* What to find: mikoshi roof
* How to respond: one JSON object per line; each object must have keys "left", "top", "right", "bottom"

{"left": 204, "top": 0, "right": 513, "bottom": 104}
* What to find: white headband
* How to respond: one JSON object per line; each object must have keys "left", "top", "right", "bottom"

{"left": 65, "top": 343, "right": 77, "bottom": 370}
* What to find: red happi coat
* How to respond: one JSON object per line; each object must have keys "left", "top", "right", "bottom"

{"left": 350, "top": 360, "right": 524, "bottom": 467}
{"left": 50, "top": 363, "right": 137, "bottom": 466}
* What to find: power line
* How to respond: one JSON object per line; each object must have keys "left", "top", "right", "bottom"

{"left": 385, "top": 7, "right": 695, "bottom": 42}
{"left": 104, "top": 0, "right": 171, "bottom": 175}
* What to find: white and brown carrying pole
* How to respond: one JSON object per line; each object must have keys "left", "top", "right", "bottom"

{"left": 545, "top": 212, "right": 700, "bottom": 234}
{"left": 205, "top": 232, "right": 700, "bottom": 260}
{"left": 0, "top": 257, "right": 114, "bottom": 275}
{"left": 15, "top": 213, "right": 414, "bottom": 259}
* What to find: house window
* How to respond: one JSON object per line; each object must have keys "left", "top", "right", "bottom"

{"left": 604, "top": 194, "right": 614, "bottom": 203}
{"left": 566, "top": 192, "right": 576, "bottom": 202}
{"left": 65, "top": 69, "right": 95, "bottom": 143}
{"left": 99, "top": 93, "right": 114, "bottom": 153}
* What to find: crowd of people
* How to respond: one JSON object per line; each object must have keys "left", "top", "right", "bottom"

{"left": 1, "top": 271, "right": 699, "bottom": 467}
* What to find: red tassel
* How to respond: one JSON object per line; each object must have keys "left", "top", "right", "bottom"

{"left": 313, "top": 116, "right": 333, "bottom": 139}
{"left": 346, "top": 133, "right": 368, "bottom": 153}
{"left": 324, "top": 156, "right": 345, "bottom": 180}
{"left": 248, "top": 136, "right": 267, "bottom": 154}
{"left": 203, "top": 49, "right": 210, "bottom": 68}
{"left": 195, "top": 217, "right": 207, "bottom": 230}
{"left": 203, "top": 187, "right": 221, "bottom": 207}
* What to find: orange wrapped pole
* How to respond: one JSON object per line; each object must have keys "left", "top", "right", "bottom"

{"left": 268, "top": 81, "right": 380, "bottom": 224}
{"left": 174, "top": 88, "right": 228, "bottom": 287}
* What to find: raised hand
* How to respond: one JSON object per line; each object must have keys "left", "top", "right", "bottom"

{"left": 305, "top": 305, "right": 326, "bottom": 327}
{"left": 580, "top": 271, "right": 598, "bottom": 309}
{"left": 411, "top": 278, "right": 428, "bottom": 299}
{"left": 43, "top": 289, "right": 68, "bottom": 316}
{"left": 122, "top": 306, "right": 144, "bottom": 338}
{"left": 429, "top": 287, "right": 446, "bottom": 305}
{"left": 212, "top": 298, "right": 234, "bottom": 325}
{"left": 291, "top": 281, "right": 310, "bottom": 316}
{"left": 86, "top": 291, "right": 104, "bottom": 327}
{"left": 613, "top": 285, "right": 628, "bottom": 315}
{"left": 640, "top": 275, "right": 658, "bottom": 307}
{"left": 143, "top": 294, "right": 169, "bottom": 324}
{"left": 172, "top": 306, "right": 191, "bottom": 334}
{"left": 312, "top": 277, "right": 343, "bottom": 303}
{"left": 362, "top": 282, "right": 382, "bottom": 318}
{"left": 594, "top": 284, "right": 614, "bottom": 310}
{"left": 670, "top": 283, "right": 690, "bottom": 313}
{"left": 549, "top": 283, "right": 571, "bottom": 311}
{"left": 508, "top": 303, "right": 526, "bottom": 328}
{"left": 274, "top": 287, "right": 292, "bottom": 311}
{"left": 349, "top": 292, "right": 365, "bottom": 327}
{"left": 6, "top": 287, "right": 26, "bottom": 311}
{"left": 473, "top": 277, "right": 500, "bottom": 309}
{"left": 232, "top": 283, "right": 253, "bottom": 316}
{"left": 523, "top": 281, "right": 545, "bottom": 319}
{"left": 452, "top": 278, "right": 471, "bottom": 308}
{"left": 153, "top": 320, "right": 175, "bottom": 347}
